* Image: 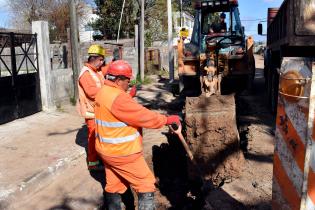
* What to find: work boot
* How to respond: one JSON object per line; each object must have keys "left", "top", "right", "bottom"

{"left": 105, "top": 192, "right": 122, "bottom": 210}
{"left": 138, "top": 192, "right": 155, "bottom": 210}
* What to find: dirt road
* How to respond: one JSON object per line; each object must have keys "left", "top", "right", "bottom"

{"left": 2, "top": 77, "right": 177, "bottom": 210}
{"left": 202, "top": 55, "right": 275, "bottom": 209}
{"left": 3, "top": 55, "right": 275, "bottom": 210}
{"left": 152, "top": 55, "right": 275, "bottom": 210}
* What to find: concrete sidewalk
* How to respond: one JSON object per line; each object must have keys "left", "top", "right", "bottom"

{"left": 0, "top": 77, "right": 178, "bottom": 209}
{"left": 0, "top": 105, "right": 87, "bottom": 209}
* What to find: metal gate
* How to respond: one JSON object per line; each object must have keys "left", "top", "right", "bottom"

{"left": 0, "top": 32, "right": 41, "bottom": 124}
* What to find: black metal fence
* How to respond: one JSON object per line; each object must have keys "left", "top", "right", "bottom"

{"left": 0, "top": 32, "right": 41, "bottom": 124}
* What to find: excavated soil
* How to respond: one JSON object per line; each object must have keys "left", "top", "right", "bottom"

{"left": 153, "top": 55, "right": 274, "bottom": 210}
{"left": 185, "top": 95, "right": 245, "bottom": 185}
{"left": 2, "top": 57, "right": 273, "bottom": 210}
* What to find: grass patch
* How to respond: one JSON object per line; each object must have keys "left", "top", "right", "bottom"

{"left": 56, "top": 103, "right": 67, "bottom": 112}
{"left": 157, "top": 69, "right": 168, "bottom": 77}
{"left": 70, "top": 96, "right": 76, "bottom": 106}
{"left": 130, "top": 74, "right": 153, "bottom": 86}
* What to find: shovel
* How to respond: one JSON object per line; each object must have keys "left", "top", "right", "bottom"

{"left": 169, "top": 123, "right": 213, "bottom": 194}
{"left": 169, "top": 123, "right": 206, "bottom": 185}
{"left": 169, "top": 123, "right": 194, "bottom": 161}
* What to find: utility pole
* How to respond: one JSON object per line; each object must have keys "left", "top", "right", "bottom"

{"left": 167, "top": 0, "right": 174, "bottom": 82}
{"left": 69, "top": 0, "right": 81, "bottom": 100}
{"left": 140, "top": 0, "right": 145, "bottom": 81}
{"left": 117, "top": 0, "right": 126, "bottom": 43}
{"left": 180, "top": 0, "right": 183, "bottom": 27}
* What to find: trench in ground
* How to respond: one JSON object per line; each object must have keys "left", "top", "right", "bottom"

{"left": 152, "top": 76, "right": 273, "bottom": 210}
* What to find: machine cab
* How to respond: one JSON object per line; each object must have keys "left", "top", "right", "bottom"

{"left": 189, "top": 0, "right": 245, "bottom": 54}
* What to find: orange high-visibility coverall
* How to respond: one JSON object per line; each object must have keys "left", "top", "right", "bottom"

{"left": 95, "top": 80, "right": 167, "bottom": 193}
{"left": 78, "top": 63, "right": 104, "bottom": 165}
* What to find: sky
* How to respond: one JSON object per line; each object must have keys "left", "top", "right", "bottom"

{"left": 238, "top": 0, "right": 284, "bottom": 42}
{"left": 0, "top": 0, "right": 11, "bottom": 29}
{"left": 0, "top": 0, "right": 283, "bottom": 42}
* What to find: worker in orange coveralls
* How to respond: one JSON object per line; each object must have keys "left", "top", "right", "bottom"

{"left": 77, "top": 44, "right": 106, "bottom": 170}
{"left": 94, "top": 60, "right": 181, "bottom": 210}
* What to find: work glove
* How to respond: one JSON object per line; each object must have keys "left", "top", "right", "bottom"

{"left": 129, "top": 85, "right": 137, "bottom": 97}
{"left": 166, "top": 115, "right": 181, "bottom": 128}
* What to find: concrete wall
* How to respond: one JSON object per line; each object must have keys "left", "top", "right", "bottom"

{"left": 48, "top": 41, "right": 73, "bottom": 106}
{"left": 42, "top": 36, "right": 171, "bottom": 108}
{"left": 51, "top": 68, "right": 74, "bottom": 106}
{"left": 50, "top": 43, "right": 69, "bottom": 70}
{"left": 47, "top": 39, "right": 139, "bottom": 107}
{"left": 152, "top": 41, "right": 174, "bottom": 71}
{"left": 32, "top": 21, "right": 55, "bottom": 111}
{"left": 80, "top": 40, "right": 139, "bottom": 78}
{"left": 123, "top": 47, "right": 138, "bottom": 79}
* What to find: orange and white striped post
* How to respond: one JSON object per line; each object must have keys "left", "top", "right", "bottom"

{"left": 273, "top": 57, "right": 315, "bottom": 210}
{"left": 301, "top": 72, "right": 315, "bottom": 210}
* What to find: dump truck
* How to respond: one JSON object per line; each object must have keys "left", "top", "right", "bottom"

{"left": 259, "top": 0, "right": 315, "bottom": 113}
{"left": 259, "top": 0, "right": 315, "bottom": 209}
{"left": 177, "top": 0, "right": 255, "bottom": 185}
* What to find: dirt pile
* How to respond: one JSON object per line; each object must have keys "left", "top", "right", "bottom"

{"left": 185, "top": 95, "right": 245, "bottom": 185}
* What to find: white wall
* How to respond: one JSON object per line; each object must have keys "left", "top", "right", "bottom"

{"left": 173, "top": 11, "right": 194, "bottom": 43}
{"left": 79, "top": 4, "right": 99, "bottom": 42}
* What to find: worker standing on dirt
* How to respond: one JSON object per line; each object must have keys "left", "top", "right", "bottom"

{"left": 77, "top": 44, "right": 106, "bottom": 171}
{"left": 94, "top": 60, "right": 181, "bottom": 210}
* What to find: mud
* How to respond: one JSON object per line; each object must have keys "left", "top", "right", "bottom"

{"left": 151, "top": 131, "right": 206, "bottom": 210}
{"left": 153, "top": 56, "right": 274, "bottom": 210}
{"left": 185, "top": 95, "right": 245, "bottom": 185}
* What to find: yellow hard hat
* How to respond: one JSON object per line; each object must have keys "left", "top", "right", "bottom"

{"left": 179, "top": 28, "right": 189, "bottom": 38}
{"left": 88, "top": 44, "right": 106, "bottom": 57}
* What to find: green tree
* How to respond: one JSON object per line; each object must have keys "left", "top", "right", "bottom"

{"left": 91, "top": 0, "right": 194, "bottom": 44}
{"left": 144, "top": 0, "right": 168, "bottom": 45}
{"left": 91, "top": 0, "right": 137, "bottom": 39}
{"left": 175, "top": 0, "right": 195, "bottom": 16}
{"left": 144, "top": 0, "right": 194, "bottom": 46}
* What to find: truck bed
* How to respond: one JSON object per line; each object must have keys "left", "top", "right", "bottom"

{"left": 267, "top": 0, "right": 315, "bottom": 51}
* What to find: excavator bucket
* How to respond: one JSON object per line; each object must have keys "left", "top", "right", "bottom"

{"left": 185, "top": 95, "right": 244, "bottom": 185}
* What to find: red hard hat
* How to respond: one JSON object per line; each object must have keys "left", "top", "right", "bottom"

{"left": 108, "top": 60, "right": 133, "bottom": 79}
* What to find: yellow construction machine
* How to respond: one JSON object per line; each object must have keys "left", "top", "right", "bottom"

{"left": 177, "top": 0, "right": 255, "bottom": 186}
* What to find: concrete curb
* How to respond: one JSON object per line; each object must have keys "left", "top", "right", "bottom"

{"left": 1, "top": 148, "right": 85, "bottom": 208}
{"left": 19, "top": 149, "right": 85, "bottom": 192}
